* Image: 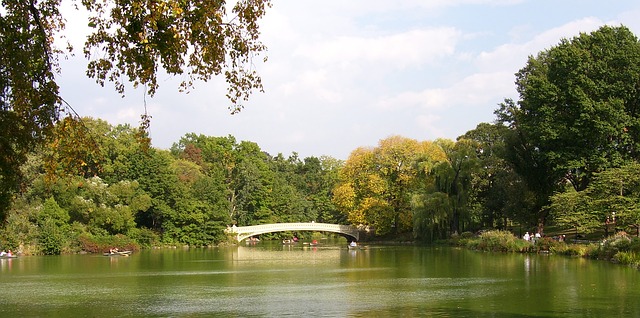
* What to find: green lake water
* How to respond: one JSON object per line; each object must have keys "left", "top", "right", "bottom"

{"left": 0, "top": 242, "right": 639, "bottom": 317}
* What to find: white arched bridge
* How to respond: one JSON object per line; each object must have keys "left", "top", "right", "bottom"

{"left": 227, "top": 222, "right": 359, "bottom": 242}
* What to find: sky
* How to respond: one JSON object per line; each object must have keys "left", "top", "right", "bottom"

{"left": 56, "top": 1, "right": 640, "bottom": 160}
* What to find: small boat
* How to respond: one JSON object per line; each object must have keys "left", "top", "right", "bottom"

{"left": 0, "top": 255, "right": 17, "bottom": 259}
{"left": 309, "top": 239, "right": 319, "bottom": 246}
{"left": 282, "top": 239, "right": 296, "bottom": 245}
{"left": 103, "top": 250, "right": 132, "bottom": 256}
{"left": 348, "top": 242, "right": 359, "bottom": 249}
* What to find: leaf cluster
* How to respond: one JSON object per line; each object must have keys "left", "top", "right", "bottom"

{"left": 82, "top": 0, "right": 271, "bottom": 113}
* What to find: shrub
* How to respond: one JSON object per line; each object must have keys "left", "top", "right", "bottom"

{"left": 551, "top": 243, "right": 589, "bottom": 257}
{"left": 583, "top": 243, "right": 601, "bottom": 258}
{"left": 460, "top": 231, "right": 475, "bottom": 239}
{"left": 127, "top": 227, "right": 159, "bottom": 248}
{"left": 612, "top": 251, "right": 640, "bottom": 268}
{"left": 592, "top": 232, "right": 636, "bottom": 260}
{"left": 606, "top": 232, "right": 632, "bottom": 250}
{"left": 38, "top": 220, "right": 67, "bottom": 255}
{"left": 78, "top": 232, "right": 139, "bottom": 253}
{"left": 630, "top": 237, "right": 640, "bottom": 253}
{"left": 468, "top": 230, "right": 531, "bottom": 253}
{"left": 533, "top": 237, "right": 561, "bottom": 252}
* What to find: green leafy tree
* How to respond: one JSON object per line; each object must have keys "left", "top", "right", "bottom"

{"left": 430, "top": 139, "right": 481, "bottom": 235}
{"left": 171, "top": 134, "right": 274, "bottom": 226}
{"left": 172, "top": 134, "right": 236, "bottom": 221}
{"left": 38, "top": 197, "right": 71, "bottom": 255}
{"left": 83, "top": 119, "right": 141, "bottom": 185}
{"left": 60, "top": 177, "right": 139, "bottom": 235}
{"left": 549, "top": 189, "right": 600, "bottom": 239}
{"left": 507, "top": 25, "right": 640, "bottom": 191}
{"left": 496, "top": 26, "right": 640, "bottom": 232}
{"left": 161, "top": 157, "right": 229, "bottom": 245}
{"left": 412, "top": 192, "right": 450, "bottom": 242}
{"left": 318, "top": 156, "right": 345, "bottom": 223}
{"left": 461, "top": 123, "right": 534, "bottom": 230}
{"left": 233, "top": 142, "right": 273, "bottom": 225}
{"left": 0, "top": 199, "right": 39, "bottom": 252}
{"left": 40, "top": 196, "right": 70, "bottom": 227}
{"left": 302, "top": 156, "right": 344, "bottom": 223}
{"left": 586, "top": 162, "right": 640, "bottom": 237}
{"left": 495, "top": 99, "right": 558, "bottom": 232}
{"left": 269, "top": 174, "right": 310, "bottom": 223}
{"left": 0, "top": 0, "right": 271, "bottom": 221}
{"left": 130, "top": 150, "right": 180, "bottom": 233}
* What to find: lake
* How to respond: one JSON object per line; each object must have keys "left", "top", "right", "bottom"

{"left": 1, "top": 241, "right": 639, "bottom": 317}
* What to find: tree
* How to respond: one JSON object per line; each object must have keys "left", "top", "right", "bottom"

{"left": 43, "top": 117, "right": 103, "bottom": 183}
{"left": 170, "top": 134, "right": 275, "bottom": 226}
{"left": 334, "top": 136, "right": 446, "bottom": 236}
{"left": 82, "top": 0, "right": 270, "bottom": 110}
{"left": 1, "top": 1, "right": 65, "bottom": 218}
{"left": 549, "top": 189, "right": 600, "bottom": 239}
{"left": 0, "top": 0, "right": 272, "bottom": 220}
{"left": 495, "top": 99, "right": 559, "bottom": 232}
{"left": 412, "top": 192, "right": 450, "bottom": 242}
{"left": 429, "top": 139, "right": 481, "bottom": 235}
{"left": 123, "top": 149, "right": 180, "bottom": 232}
{"left": 461, "top": 123, "right": 535, "bottom": 230}
{"left": 299, "top": 156, "right": 344, "bottom": 224}
{"left": 496, "top": 26, "right": 640, "bottom": 232}
{"left": 586, "top": 162, "right": 640, "bottom": 237}
{"left": 511, "top": 25, "right": 640, "bottom": 192}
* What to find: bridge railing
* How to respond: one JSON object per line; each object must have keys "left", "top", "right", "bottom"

{"left": 227, "top": 222, "right": 359, "bottom": 241}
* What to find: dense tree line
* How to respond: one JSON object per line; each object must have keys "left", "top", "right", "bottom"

{"left": 0, "top": 118, "right": 343, "bottom": 254}
{"left": 3, "top": 24, "right": 640, "bottom": 253}
{"left": 334, "top": 25, "right": 640, "bottom": 241}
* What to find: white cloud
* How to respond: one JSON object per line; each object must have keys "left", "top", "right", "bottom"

{"left": 323, "top": 0, "right": 524, "bottom": 12}
{"left": 376, "top": 89, "right": 447, "bottom": 110}
{"left": 294, "top": 28, "right": 461, "bottom": 69}
{"left": 376, "top": 71, "right": 513, "bottom": 111}
{"left": 51, "top": 1, "right": 640, "bottom": 160}
{"left": 477, "top": 17, "right": 606, "bottom": 73}
{"left": 416, "top": 114, "right": 444, "bottom": 137}
{"left": 115, "top": 108, "right": 139, "bottom": 122}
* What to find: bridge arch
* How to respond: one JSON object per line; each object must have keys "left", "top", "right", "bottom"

{"left": 227, "top": 222, "right": 359, "bottom": 242}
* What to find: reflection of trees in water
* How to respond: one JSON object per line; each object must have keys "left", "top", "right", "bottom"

{"left": 234, "top": 245, "right": 343, "bottom": 264}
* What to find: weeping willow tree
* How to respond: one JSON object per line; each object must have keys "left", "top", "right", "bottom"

{"left": 412, "top": 192, "right": 450, "bottom": 242}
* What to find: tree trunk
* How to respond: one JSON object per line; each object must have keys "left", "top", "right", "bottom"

{"left": 451, "top": 207, "right": 459, "bottom": 236}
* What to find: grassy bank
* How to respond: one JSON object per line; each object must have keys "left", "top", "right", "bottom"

{"left": 452, "top": 230, "right": 640, "bottom": 269}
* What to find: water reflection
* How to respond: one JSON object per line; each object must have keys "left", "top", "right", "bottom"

{"left": 0, "top": 245, "right": 639, "bottom": 317}
{"left": 0, "top": 258, "right": 13, "bottom": 272}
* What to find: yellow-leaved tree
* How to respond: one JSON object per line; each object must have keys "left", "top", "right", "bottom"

{"left": 333, "top": 136, "right": 446, "bottom": 236}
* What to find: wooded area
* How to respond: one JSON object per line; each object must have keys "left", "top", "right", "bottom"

{"left": 2, "top": 1, "right": 640, "bottom": 254}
